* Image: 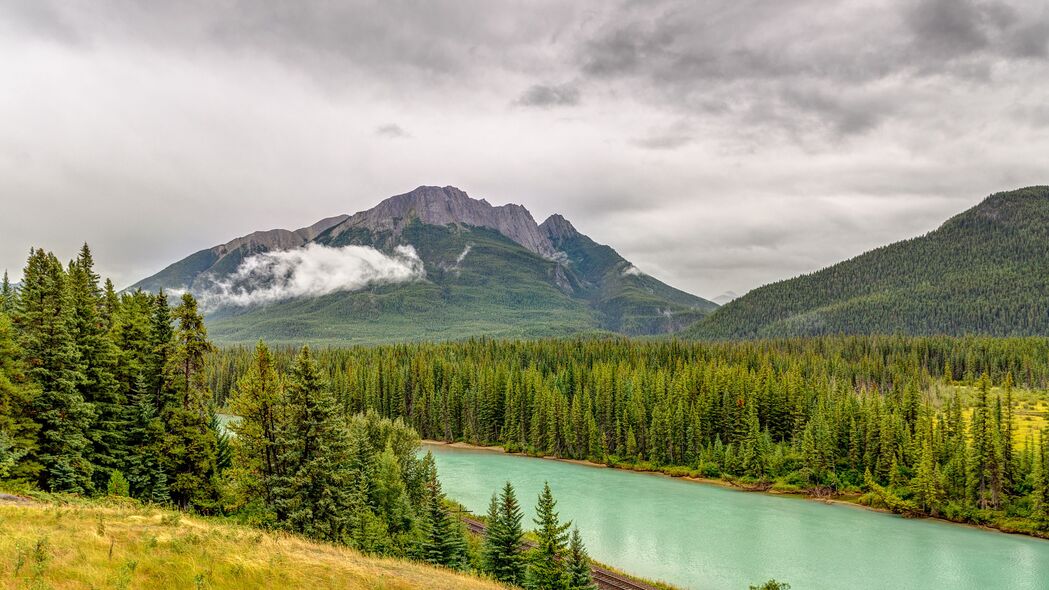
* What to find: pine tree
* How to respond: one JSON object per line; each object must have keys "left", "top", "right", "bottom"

{"left": 0, "top": 312, "right": 39, "bottom": 481}
{"left": 969, "top": 373, "right": 991, "bottom": 509}
{"left": 14, "top": 249, "right": 94, "bottom": 493}
{"left": 528, "top": 482, "right": 571, "bottom": 590}
{"left": 911, "top": 428, "right": 945, "bottom": 515}
{"left": 229, "top": 341, "right": 285, "bottom": 505}
{"left": 123, "top": 382, "right": 169, "bottom": 503}
{"left": 146, "top": 291, "right": 173, "bottom": 409}
{"left": 564, "top": 527, "right": 596, "bottom": 590}
{"left": 160, "top": 293, "right": 218, "bottom": 510}
{"left": 276, "top": 346, "right": 353, "bottom": 541}
{"left": 0, "top": 271, "right": 14, "bottom": 314}
{"left": 484, "top": 481, "right": 526, "bottom": 584}
{"left": 421, "top": 465, "right": 466, "bottom": 568}
{"left": 67, "top": 244, "right": 123, "bottom": 491}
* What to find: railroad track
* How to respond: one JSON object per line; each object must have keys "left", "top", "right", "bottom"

{"left": 460, "top": 516, "right": 657, "bottom": 590}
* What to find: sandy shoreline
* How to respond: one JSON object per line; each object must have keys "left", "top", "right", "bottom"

{"left": 420, "top": 439, "right": 1049, "bottom": 540}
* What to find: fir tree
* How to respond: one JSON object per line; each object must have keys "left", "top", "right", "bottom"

{"left": 160, "top": 293, "right": 218, "bottom": 510}
{"left": 0, "top": 271, "right": 13, "bottom": 314}
{"left": 528, "top": 482, "right": 571, "bottom": 590}
{"left": 421, "top": 465, "right": 467, "bottom": 569}
{"left": 229, "top": 341, "right": 285, "bottom": 505}
{"left": 67, "top": 244, "right": 123, "bottom": 491}
{"left": 14, "top": 249, "right": 94, "bottom": 493}
{"left": 0, "top": 312, "right": 40, "bottom": 481}
{"left": 564, "top": 527, "right": 596, "bottom": 590}
{"left": 483, "top": 481, "right": 526, "bottom": 584}
{"left": 123, "top": 382, "right": 169, "bottom": 503}
{"left": 276, "top": 346, "right": 353, "bottom": 541}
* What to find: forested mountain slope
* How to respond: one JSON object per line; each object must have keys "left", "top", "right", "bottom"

{"left": 132, "top": 186, "right": 715, "bottom": 343}
{"left": 688, "top": 186, "right": 1049, "bottom": 338}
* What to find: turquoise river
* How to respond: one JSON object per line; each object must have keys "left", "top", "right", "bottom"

{"left": 424, "top": 443, "right": 1049, "bottom": 590}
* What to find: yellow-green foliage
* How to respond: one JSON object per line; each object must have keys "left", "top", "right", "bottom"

{"left": 0, "top": 498, "right": 505, "bottom": 590}
{"left": 939, "top": 384, "right": 1049, "bottom": 448}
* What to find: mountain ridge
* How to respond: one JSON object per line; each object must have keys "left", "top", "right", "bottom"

{"left": 687, "top": 185, "right": 1049, "bottom": 338}
{"left": 132, "top": 185, "right": 716, "bottom": 343}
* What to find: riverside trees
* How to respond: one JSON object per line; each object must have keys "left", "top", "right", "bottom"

{"left": 206, "top": 336, "right": 1049, "bottom": 533}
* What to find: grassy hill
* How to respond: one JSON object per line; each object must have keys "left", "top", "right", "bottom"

{"left": 0, "top": 495, "right": 504, "bottom": 590}
{"left": 688, "top": 186, "right": 1049, "bottom": 338}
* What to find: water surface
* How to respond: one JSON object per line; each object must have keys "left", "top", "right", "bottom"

{"left": 425, "top": 444, "right": 1049, "bottom": 590}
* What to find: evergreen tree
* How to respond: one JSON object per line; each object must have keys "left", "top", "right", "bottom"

{"left": 275, "top": 346, "right": 352, "bottom": 541}
{"left": 0, "top": 312, "right": 39, "bottom": 481}
{"left": 484, "top": 481, "right": 526, "bottom": 584}
{"left": 13, "top": 249, "right": 94, "bottom": 493}
{"left": 159, "top": 293, "right": 218, "bottom": 510}
{"left": 421, "top": 463, "right": 467, "bottom": 568}
{"left": 67, "top": 244, "right": 123, "bottom": 490}
{"left": 564, "top": 527, "right": 596, "bottom": 590}
{"left": 0, "top": 271, "right": 14, "bottom": 314}
{"left": 123, "top": 382, "right": 169, "bottom": 503}
{"left": 528, "top": 482, "right": 570, "bottom": 590}
{"left": 229, "top": 341, "right": 285, "bottom": 505}
{"left": 146, "top": 291, "right": 173, "bottom": 409}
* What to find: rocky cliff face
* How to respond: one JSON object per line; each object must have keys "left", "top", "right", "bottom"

{"left": 330, "top": 186, "right": 557, "bottom": 258}
{"left": 213, "top": 215, "right": 349, "bottom": 257}
{"left": 539, "top": 214, "right": 581, "bottom": 245}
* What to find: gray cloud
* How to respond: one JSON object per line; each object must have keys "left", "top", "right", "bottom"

{"left": 517, "top": 83, "right": 581, "bottom": 108}
{"left": 0, "top": 0, "right": 1046, "bottom": 298}
{"left": 375, "top": 124, "right": 410, "bottom": 138}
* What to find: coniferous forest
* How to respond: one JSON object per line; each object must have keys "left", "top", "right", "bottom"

{"left": 205, "top": 335, "right": 1049, "bottom": 536}
{"left": 0, "top": 246, "right": 599, "bottom": 589}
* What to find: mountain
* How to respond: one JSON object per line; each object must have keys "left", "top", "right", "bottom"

{"left": 712, "top": 291, "right": 738, "bottom": 306}
{"left": 687, "top": 186, "right": 1049, "bottom": 339}
{"left": 132, "top": 186, "right": 716, "bottom": 343}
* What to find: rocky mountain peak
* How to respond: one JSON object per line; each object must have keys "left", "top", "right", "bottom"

{"left": 539, "top": 214, "right": 580, "bottom": 244}
{"left": 332, "top": 185, "right": 557, "bottom": 258}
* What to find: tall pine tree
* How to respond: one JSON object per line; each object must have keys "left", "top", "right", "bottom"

{"left": 160, "top": 293, "right": 218, "bottom": 510}
{"left": 13, "top": 249, "right": 94, "bottom": 493}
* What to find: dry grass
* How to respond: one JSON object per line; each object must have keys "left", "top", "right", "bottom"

{"left": 0, "top": 498, "right": 505, "bottom": 590}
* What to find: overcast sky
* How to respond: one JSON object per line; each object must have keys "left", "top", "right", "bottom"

{"left": 1, "top": 0, "right": 1046, "bottom": 298}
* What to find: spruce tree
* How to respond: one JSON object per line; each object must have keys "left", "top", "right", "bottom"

{"left": 565, "top": 527, "right": 596, "bottom": 590}
{"left": 123, "top": 378, "right": 169, "bottom": 503}
{"left": 229, "top": 341, "right": 285, "bottom": 505}
{"left": 160, "top": 293, "right": 218, "bottom": 510}
{"left": 14, "top": 249, "right": 94, "bottom": 493}
{"left": 67, "top": 244, "right": 123, "bottom": 491}
{"left": 0, "top": 271, "right": 13, "bottom": 314}
{"left": 146, "top": 291, "right": 174, "bottom": 409}
{"left": 276, "top": 346, "right": 353, "bottom": 541}
{"left": 484, "top": 481, "right": 526, "bottom": 584}
{"left": 421, "top": 466, "right": 466, "bottom": 569}
{"left": 528, "top": 482, "right": 570, "bottom": 589}
{"left": 0, "top": 312, "right": 40, "bottom": 481}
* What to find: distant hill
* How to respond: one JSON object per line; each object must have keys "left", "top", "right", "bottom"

{"left": 687, "top": 186, "right": 1049, "bottom": 338}
{"left": 131, "top": 186, "right": 716, "bottom": 344}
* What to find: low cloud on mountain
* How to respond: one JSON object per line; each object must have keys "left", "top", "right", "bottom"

{"left": 196, "top": 244, "right": 425, "bottom": 309}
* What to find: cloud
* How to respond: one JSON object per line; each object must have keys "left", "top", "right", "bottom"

{"left": 375, "top": 123, "right": 409, "bottom": 138}
{"left": 195, "top": 244, "right": 425, "bottom": 309}
{"left": 516, "top": 83, "right": 581, "bottom": 107}
{"left": 1, "top": 0, "right": 1047, "bottom": 300}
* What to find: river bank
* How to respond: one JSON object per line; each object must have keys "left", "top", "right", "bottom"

{"left": 420, "top": 439, "right": 1049, "bottom": 541}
